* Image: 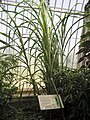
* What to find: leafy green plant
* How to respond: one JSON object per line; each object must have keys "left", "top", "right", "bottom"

{"left": 77, "top": 32, "right": 90, "bottom": 68}
{"left": 77, "top": 0, "right": 90, "bottom": 68}
{"left": 54, "top": 68, "right": 90, "bottom": 120}
{"left": 0, "top": 53, "right": 18, "bottom": 120}
{"left": 0, "top": 54, "right": 18, "bottom": 101}
{"left": 0, "top": 0, "right": 88, "bottom": 95}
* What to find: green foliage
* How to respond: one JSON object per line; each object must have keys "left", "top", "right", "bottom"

{"left": 0, "top": 54, "right": 18, "bottom": 105}
{"left": 0, "top": 0, "right": 86, "bottom": 95}
{"left": 0, "top": 54, "right": 18, "bottom": 120}
{"left": 77, "top": 20, "right": 90, "bottom": 68}
{"left": 54, "top": 68, "right": 90, "bottom": 120}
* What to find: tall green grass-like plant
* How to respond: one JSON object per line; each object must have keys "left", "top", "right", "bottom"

{"left": 0, "top": 0, "right": 87, "bottom": 95}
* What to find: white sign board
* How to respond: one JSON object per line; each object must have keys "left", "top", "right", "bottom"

{"left": 38, "top": 95, "right": 64, "bottom": 110}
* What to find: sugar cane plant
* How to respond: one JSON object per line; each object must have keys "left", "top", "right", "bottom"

{"left": 0, "top": 0, "right": 88, "bottom": 95}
